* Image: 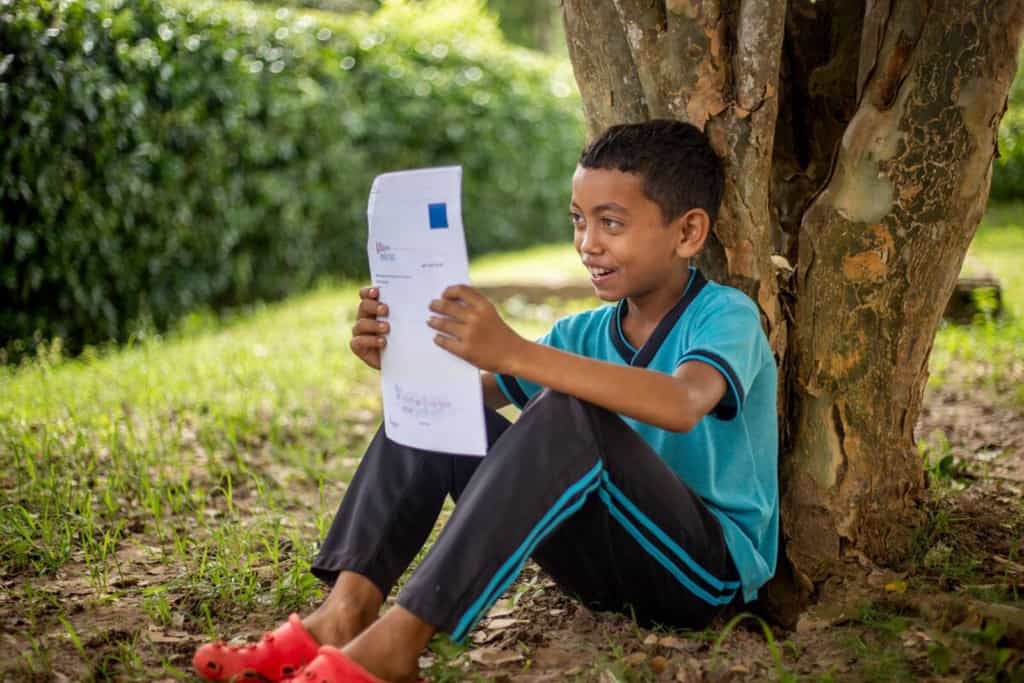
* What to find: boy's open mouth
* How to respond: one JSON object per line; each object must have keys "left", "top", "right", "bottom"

{"left": 587, "top": 266, "right": 617, "bottom": 283}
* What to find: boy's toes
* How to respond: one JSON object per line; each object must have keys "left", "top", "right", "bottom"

{"left": 193, "top": 642, "right": 229, "bottom": 680}
{"left": 192, "top": 614, "right": 320, "bottom": 682}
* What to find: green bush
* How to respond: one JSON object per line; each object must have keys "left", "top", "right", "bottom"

{"left": 0, "top": 0, "right": 583, "bottom": 354}
{"left": 247, "top": 0, "right": 379, "bottom": 14}
{"left": 991, "top": 50, "right": 1024, "bottom": 201}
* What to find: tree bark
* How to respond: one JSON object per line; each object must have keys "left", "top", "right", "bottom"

{"left": 562, "top": 0, "right": 648, "bottom": 135}
{"left": 561, "top": 0, "right": 1024, "bottom": 624}
{"left": 782, "top": 0, "right": 1023, "bottom": 611}
{"left": 564, "top": 0, "right": 789, "bottom": 350}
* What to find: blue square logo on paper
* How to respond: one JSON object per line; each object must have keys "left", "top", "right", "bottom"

{"left": 428, "top": 203, "right": 449, "bottom": 229}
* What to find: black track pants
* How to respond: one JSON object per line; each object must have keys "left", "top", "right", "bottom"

{"left": 311, "top": 390, "right": 739, "bottom": 642}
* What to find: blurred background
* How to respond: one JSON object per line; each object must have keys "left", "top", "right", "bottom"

{"left": 1, "top": 0, "right": 1022, "bottom": 358}
{"left": 1, "top": 0, "right": 577, "bottom": 358}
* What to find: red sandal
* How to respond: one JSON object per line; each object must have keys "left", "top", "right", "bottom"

{"left": 289, "top": 646, "right": 426, "bottom": 683}
{"left": 193, "top": 614, "right": 321, "bottom": 682}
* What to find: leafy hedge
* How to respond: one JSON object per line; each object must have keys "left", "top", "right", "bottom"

{"left": 247, "top": 0, "right": 378, "bottom": 13}
{"left": 0, "top": 0, "right": 583, "bottom": 353}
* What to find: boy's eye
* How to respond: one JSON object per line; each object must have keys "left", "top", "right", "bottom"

{"left": 602, "top": 217, "right": 622, "bottom": 229}
{"left": 569, "top": 212, "right": 583, "bottom": 225}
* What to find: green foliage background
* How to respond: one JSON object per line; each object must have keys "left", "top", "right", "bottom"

{"left": 0, "top": 0, "right": 582, "bottom": 353}
{"left": 2, "top": 0, "right": 1021, "bottom": 357}
{"left": 991, "top": 51, "right": 1024, "bottom": 201}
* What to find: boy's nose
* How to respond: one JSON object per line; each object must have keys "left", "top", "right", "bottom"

{"left": 578, "top": 227, "right": 602, "bottom": 253}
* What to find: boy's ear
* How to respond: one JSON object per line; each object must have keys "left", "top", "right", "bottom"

{"left": 673, "top": 208, "right": 711, "bottom": 258}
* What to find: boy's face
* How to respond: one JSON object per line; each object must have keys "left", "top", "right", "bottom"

{"left": 570, "top": 166, "right": 702, "bottom": 303}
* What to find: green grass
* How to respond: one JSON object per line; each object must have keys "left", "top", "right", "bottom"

{"left": 0, "top": 263, "right": 589, "bottom": 676}
{"left": 966, "top": 203, "right": 1024, "bottom": 314}
{"left": 913, "top": 204, "right": 1024, "bottom": 493}
{"left": 470, "top": 242, "right": 584, "bottom": 284}
{"left": 929, "top": 202, "right": 1024, "bottom": 405}
{"left": 0, "top": 285, "right": 381, "bottom": 677}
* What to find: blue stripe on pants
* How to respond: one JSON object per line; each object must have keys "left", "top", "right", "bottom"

{"left": 597, "top": 488, "right": 736, "bottom": 606}
{"left": 450, "top": 461, "right": 603, "bottom": 642}
{"left": 602, "top": 473, "right": 740, "bottom": 591}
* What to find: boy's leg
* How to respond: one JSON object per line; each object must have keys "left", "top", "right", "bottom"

{"left": 310, "top": 408, "right": 512, "bottom": 592}
{"left": 192, "top": 409, "right": 514, "bottom": 683}
{"left": 395, "top": 389, "right": 738, "bottom": 642}
{"left": 306, "top": 408, "right": 512, "bottom": 643}
{"left": 530, "top": 406, "right": 739, "bottom": 629}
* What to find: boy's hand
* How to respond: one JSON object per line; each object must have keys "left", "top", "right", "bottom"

{"left": 428, "top": 285, "right": 525, "bottom": 374}
{"left": 349, "top": 286, "right": 389, "bottom": 370}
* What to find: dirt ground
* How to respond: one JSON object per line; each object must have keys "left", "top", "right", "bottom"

{"left": 2, "top": 380, "right": 1022, "bottom": 682}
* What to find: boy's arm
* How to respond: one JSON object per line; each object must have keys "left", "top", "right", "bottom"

{"left": 481, "top": 372, "right": 511, "bottom": 410}
{"left": 504, "top": 343, "right": 724, "bottom": 432}
{"left": 430, "top": 285, "right": 725, "bottom": 433}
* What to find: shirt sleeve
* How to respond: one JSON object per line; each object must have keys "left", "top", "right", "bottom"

{"left": 676, "top": 298, "right": 766, "bottom": 421}
{"left": 494, "top": 371, "right": 538, "bottom": 409}
{"left": 495, "top": 324, "right": 564, "bottom": 409}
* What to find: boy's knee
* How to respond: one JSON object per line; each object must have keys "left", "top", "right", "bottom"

{"left": 528, "top": 388, "right": 578, "bottom": 414}
{"left": 524, "top": 389, "right": 589, "bottom": 421}
{"left": 523, "top": 389, "right": 602, "bottom": 433}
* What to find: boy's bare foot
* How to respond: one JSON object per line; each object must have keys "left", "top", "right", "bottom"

{"left": 303, "top": 571, "right": 384, "bottom": 647}
{"left": 342, "top": 606, "right": 435, "bottom": 683}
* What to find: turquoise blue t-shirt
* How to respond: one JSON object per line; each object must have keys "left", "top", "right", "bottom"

{"left": 496, "top": 268, "right": 778, "bottom": 602}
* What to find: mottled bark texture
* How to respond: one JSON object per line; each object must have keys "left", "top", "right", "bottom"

{"left": 562, "top": 0, "right": 1023, "bottom": 624}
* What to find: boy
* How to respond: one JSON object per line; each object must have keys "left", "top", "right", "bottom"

{"left": 194, "top": 120, "right": 778, "bottom": 683}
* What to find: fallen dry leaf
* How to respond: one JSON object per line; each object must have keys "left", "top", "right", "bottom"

{"left": 486, "top": 618, "right": 519, "bottom": 630}
{"left": 486, "top": 604, "right": 516, "bottom": 619}
{"left": 471, "top": 629, "right": 500, "bottom": 645}
{"left": 659, "top": 635, "right": 689, "bottom": 651}
{"left": 468, "top": 647, "right": 523, "bottom": 666}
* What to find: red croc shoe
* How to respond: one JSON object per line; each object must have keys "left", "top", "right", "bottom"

{"left": 290, "top": 646, "right": 388, "bottom": 683}
{"left": 193, "top": 614, "right": 321, "bottom": 682}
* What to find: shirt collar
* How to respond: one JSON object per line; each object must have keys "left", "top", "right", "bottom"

{"left": 608, "top": 267, "right": 708, "bottom": 367}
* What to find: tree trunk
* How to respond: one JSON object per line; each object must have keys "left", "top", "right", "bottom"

{"left": 561, "top": 0, "right": 1024, "bottom": 624}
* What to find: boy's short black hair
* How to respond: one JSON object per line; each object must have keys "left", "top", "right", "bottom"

{"left": 578, "top": 119, "right": 724, "bottom": 226}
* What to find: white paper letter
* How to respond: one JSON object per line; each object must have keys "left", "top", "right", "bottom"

{"left": 367, "top": 166, "right": 488, "bottom": 456}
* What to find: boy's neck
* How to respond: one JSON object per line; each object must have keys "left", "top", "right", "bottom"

{"left": 621, "top": 262, "right": 693, "bottom": 347}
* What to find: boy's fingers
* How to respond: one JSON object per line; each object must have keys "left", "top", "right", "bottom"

{"left": 358, "top": 299, "right": 387, "bottom": 319}
{"left": 428, "top": 299, "right": 466, "bottom": 321}
{"left": 433, "top": 334, "right": 461, "bottom": 354}
{"left": 351, "top": 335, "right": 385, "bottom": 351}
{"left": 350, "top": 335, "right": 371, "bottom": 349}
{"left": 427, "top": 316, "right": 462, "bottom": 338}
{"left": 358, "top": 286, "right": 379, "bottom": 300}
{"left": 441, "top": 284, "right": 482, "bottom": 304}
{"left": 352, "top": 319, "right": 388, "bottom": 336}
